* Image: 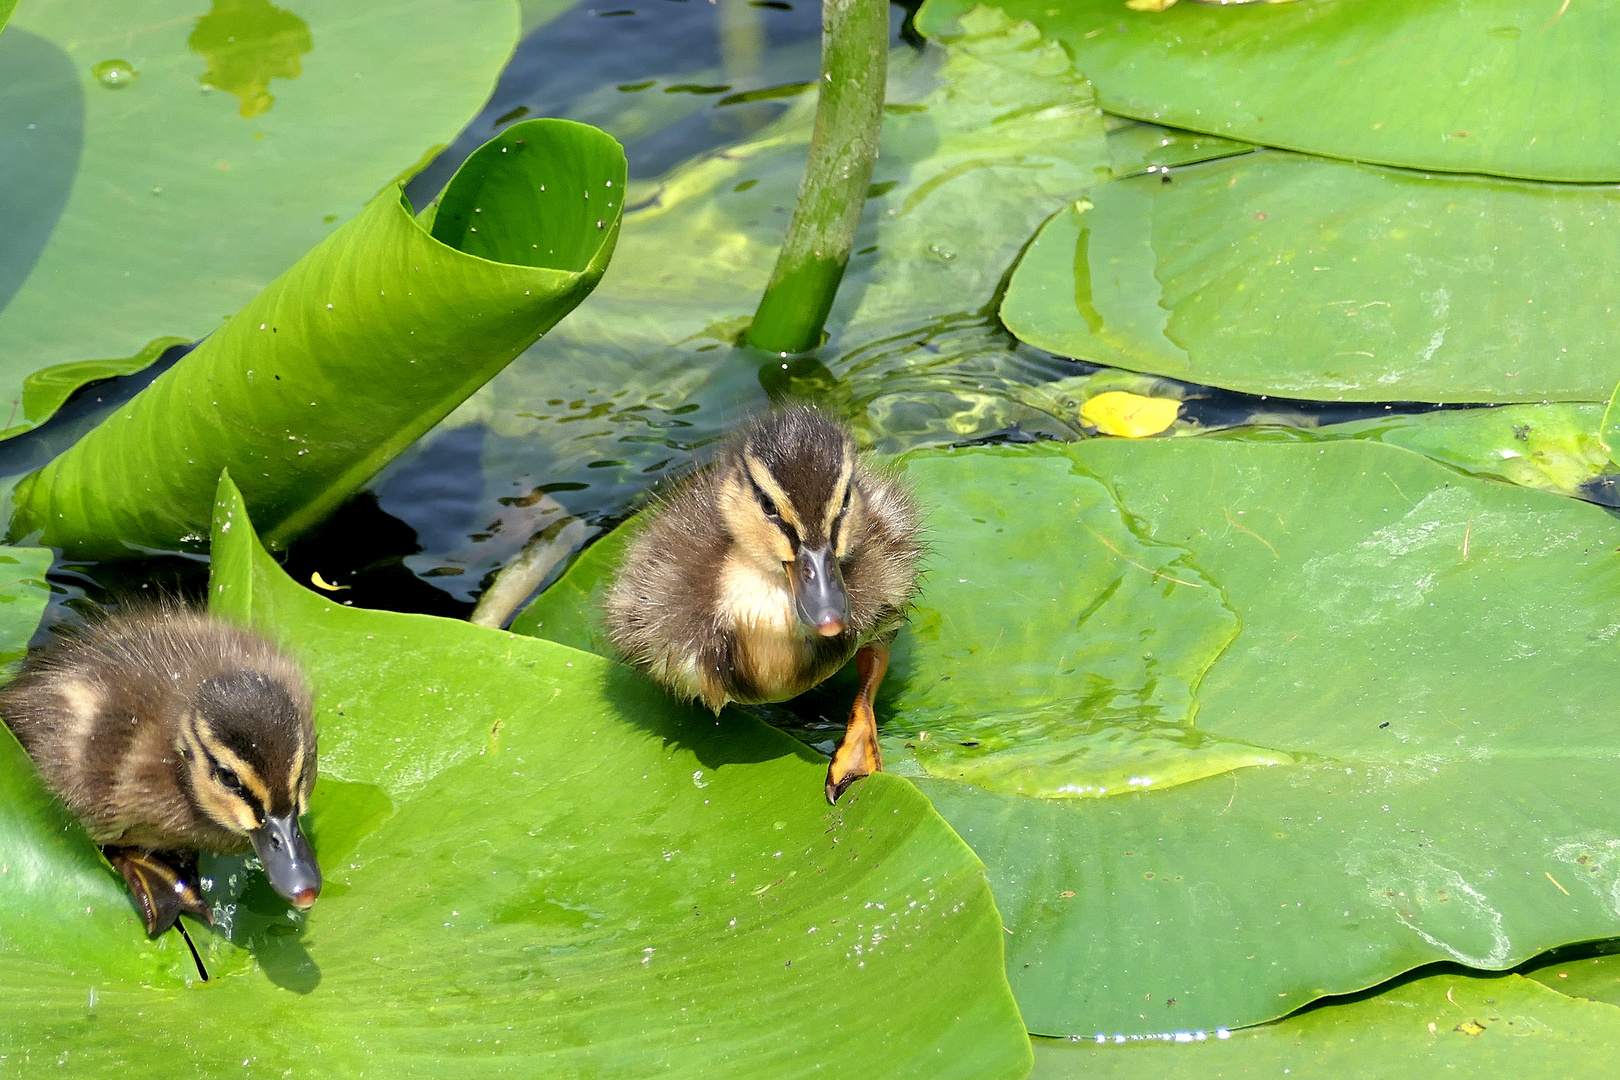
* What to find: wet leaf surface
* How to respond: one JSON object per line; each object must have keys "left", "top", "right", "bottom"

{"left": 0, "top": 0, "right": 518, "bottom": 437}
{"left": 918, "top": 0, "right": 1620, "bottom": 182}
{"left": 0, "top": 474, "right": 1034, "bottom": 1077}
{"left": 872, "top": 448, "right": 1259, "bottom": 799}
{"left": 1002, "top": 151, "right": 1620, "bottom": 404}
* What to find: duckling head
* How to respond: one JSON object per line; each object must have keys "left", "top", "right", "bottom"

{"left": 718, "top": 407, "right": 864, "bottom": 637}
{"left": 179, "top": 668, "right": 321, "bottom": 910}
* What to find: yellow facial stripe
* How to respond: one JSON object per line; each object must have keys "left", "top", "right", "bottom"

{"left": 194, "top": 728, "right": 272, "bottom": 806}
{"left": 742, "top": 455, "right": 804, "bottom": 535}
{"left": 822, "top": 456, "right": 853, "bottom": 536}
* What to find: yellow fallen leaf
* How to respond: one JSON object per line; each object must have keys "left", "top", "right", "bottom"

{"left": 1080, "top": 391, "right": 1181, "bottom": 438}
{"left": 1125, "top": 0, "right": 1178, "bottom": 10}
{"left": 1454, "top": 1019, "right": 1487, "bottom": 1036}
{"left": 310, "top": 571, "right": 350, "bottom": 592}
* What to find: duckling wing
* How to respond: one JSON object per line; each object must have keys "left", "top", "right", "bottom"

{"left": 605, "top": 476, "right": 736, "bottom": 710}
{"left": 842, "top": 463, "right": 925, "bottom": 640}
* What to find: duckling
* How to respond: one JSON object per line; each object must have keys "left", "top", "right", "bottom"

{"left": 606, "top": 405, "right": 923, "bottom": 802}
{"left": 0, "top": 606, "right": 321, "bottom": 936}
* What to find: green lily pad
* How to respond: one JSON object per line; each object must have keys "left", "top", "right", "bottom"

{"left": 7, "top": 118, "right": 625, "bottom": 560}
{"left": 523, "top": 436, "right": 1620, "bottom": 1035}
{"left": 1101, "top": 115, "right": 1252, "bottom": 181}
{"left": 1001, "top": 151, "right": 1620, "bottom": 404}
{"left": 1030, "top": 973, "right": 1620, "bottom": 1077}
{"left": 917, "top": 0, "right": 1620, "bottom": 182}
{"left": 874, "top": 450, "right": 1264, "bottom": 799}
{"left": 0, "top": 0, "right": 518, "bottom": 439}
{"left": 0, "top": 473, "right": 1033, "bottom": 1076}
{"left": 920, "top": 438, "right": 1620, "bottom": 1034}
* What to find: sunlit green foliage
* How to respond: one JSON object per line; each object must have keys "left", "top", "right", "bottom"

{"left": 4, "top": 0, "right": 1620, "bottom": 1075}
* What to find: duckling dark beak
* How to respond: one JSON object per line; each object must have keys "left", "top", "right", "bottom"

{"left": 250, "top": 812, "right": 321, "bottom": 910}
{"left": 790, "top": 545, "right": 848, "bottom": 636}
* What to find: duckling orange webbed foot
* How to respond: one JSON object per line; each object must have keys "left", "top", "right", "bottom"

{"left": 825, "top": 642, "right": 889, "bottom": 804}
{"left": 107, "top": 847, "right": 212, "bottom": 937}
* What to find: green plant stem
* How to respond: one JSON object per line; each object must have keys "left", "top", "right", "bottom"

{"left": 746, "top": 0, "right": 887, "bottom": 355}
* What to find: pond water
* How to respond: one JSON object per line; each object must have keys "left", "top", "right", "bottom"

{"left": 7, "top": 0, "right": 1499, "bottom": 624}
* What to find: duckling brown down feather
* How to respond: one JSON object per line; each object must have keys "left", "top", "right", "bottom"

{"left": 1, "top": 606, "right": 321, "bottom": 934}
{"left": 606, "top": 406, "right": 923, "bottom": 800}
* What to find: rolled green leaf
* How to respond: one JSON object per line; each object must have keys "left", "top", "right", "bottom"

{"left": 7, "top": 119, "right": 626, "bottom": 559}
{"left": 746, "top": 0, "right": 888, "bottom": 354}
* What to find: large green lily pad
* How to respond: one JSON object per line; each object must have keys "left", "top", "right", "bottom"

{"left": 1030, "top": 972, "right": 1620, "bottom": 1077}
{"left": 917, "top": 0, "right": 1620, "bottom": 182}
{"left": 1001, "top": 151, "right": 1620, "bottom": 404}
{"left": 7, "top": 118, "right": 625, "bottom": 560}
{"left": 0, "top": 473, "right": 1032, "bottom": 1077}
{"left": 0, "top": 0, "right": 519, "bottom": 438}
{"left": 522, "top": 436, "right": 1620, "bottom": 1035}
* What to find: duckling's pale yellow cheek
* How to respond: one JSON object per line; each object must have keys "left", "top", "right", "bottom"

{"left": 196, "top": 787, "right": 260, "bottom": 833}
{"left": 719, "top": 559, "right": 795, "bottom": 633}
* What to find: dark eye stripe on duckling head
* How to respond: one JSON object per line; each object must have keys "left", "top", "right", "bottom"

{"left": 180, "top": 720, "right": 271, "bottom": 831}
{"left": 191, "top": 670, "right": 309, "bottom": 818}
{"left": 741, "top": 407, "right": 851, "bottom": 537}
{"left": 743, "top": 458, "right": 803, "bottom": 546}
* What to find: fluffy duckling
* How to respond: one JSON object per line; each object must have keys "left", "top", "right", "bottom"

{"left": 0, "top": 606, "right": 321, "bottom": 936}
{"left": 606, "top": 405, "right": 923, "bottom": 802}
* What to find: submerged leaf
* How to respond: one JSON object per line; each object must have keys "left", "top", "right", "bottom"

{"left": 389, "top": 8, "right": 1118, "bottom": 602}
{"left": 1298, "top": 404, "right": 1614, "bottom": 504}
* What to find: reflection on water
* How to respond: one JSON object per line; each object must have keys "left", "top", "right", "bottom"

{"left": 405, "top": 0, "right": 847, "bottom": 200}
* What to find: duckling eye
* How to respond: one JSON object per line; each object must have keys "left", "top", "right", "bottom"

{"left": 755, "top": 488, "right": 780, "bottom": 520}
{"left": 215, "top": 767, "right": 243, "bottom": 793}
